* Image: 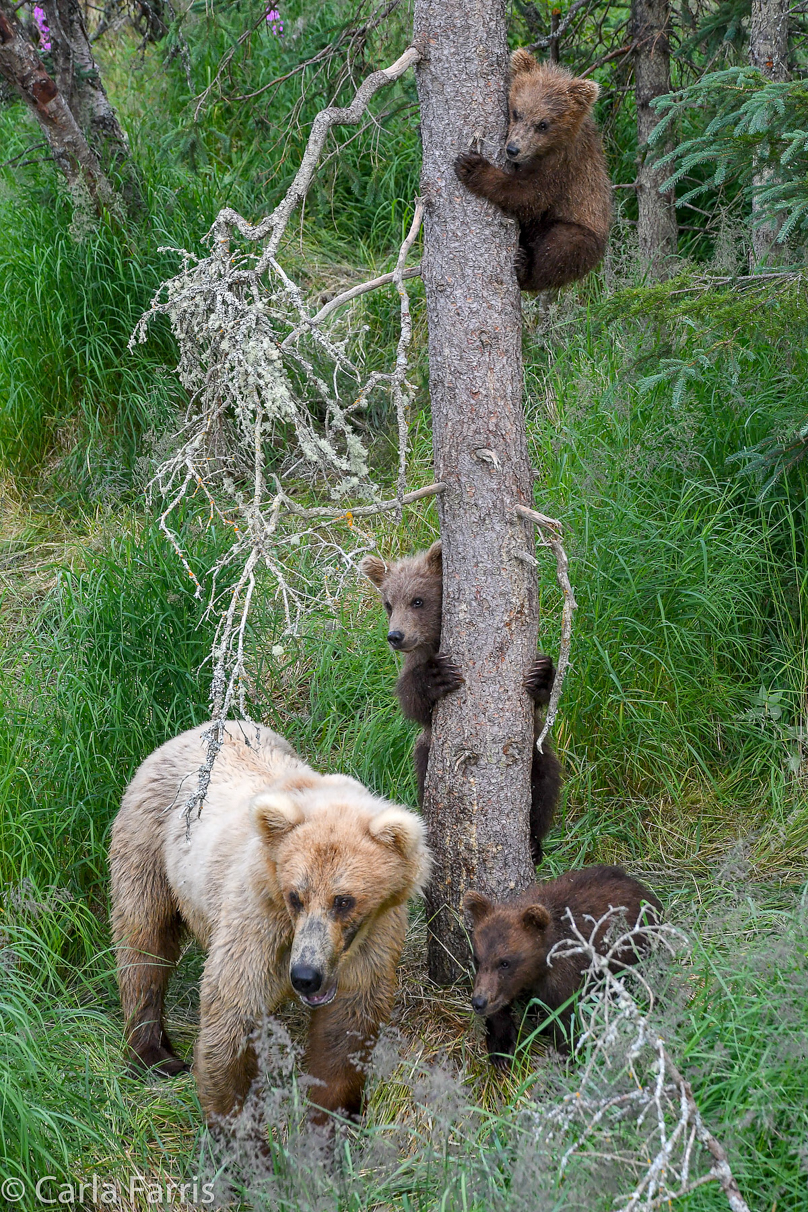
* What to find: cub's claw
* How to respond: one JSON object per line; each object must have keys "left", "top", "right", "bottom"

{"left": 524, "top": 654, "right": 556, "bottom": 705}
{"left": 490, "top": 1050, "right": 513, "bottom": 1072}
{"left": 514, "top": 245, "right": 530, "bottom": 285}
{"left": 454, "top": 150, "right": 490, "bottom": 187}
{"left": 427, "top": 652, "right": 465, "bottom": 699}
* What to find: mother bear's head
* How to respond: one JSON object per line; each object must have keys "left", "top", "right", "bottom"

{"left": 250, "top": 785, "right": 431, "bottom": 1008}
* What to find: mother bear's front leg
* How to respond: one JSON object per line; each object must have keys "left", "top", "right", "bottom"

{"left": 304, "top": 979, "right": 396, "bottom": 1122}
{"left": 194, "top": 941, "right": 288, "bottom": 1124}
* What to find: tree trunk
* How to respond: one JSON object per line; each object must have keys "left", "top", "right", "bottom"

{"left": 43, "top": 0, "right": 141, "bottom": 207}
{"left": 0, "top": 2, "right": 118, "bottom": 215}
{"left": 632, "top": 0, "right": 678, "bottom": 278}
{"left": 413, "top": 0, "right": 539, "bottom": 983}
{"left": 749, "top": 0, "right": 789, "bottom": 265}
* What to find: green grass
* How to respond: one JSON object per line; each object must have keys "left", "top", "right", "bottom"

{"left": 1, "top": 3, "right": 807, "bottom": 1208}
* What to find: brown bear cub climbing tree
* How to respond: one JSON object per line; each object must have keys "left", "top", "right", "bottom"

{"left": 361, "top": 541, "right": 562, "bottom": 863}
{"left": 454, "top": 50, "right": 612, "bottom": 291}
{"left": 464, "top": 865, "right": 662, "bottom": 1068}
{"left": 109, "top": 722, "right": 430, "bottom": 1126}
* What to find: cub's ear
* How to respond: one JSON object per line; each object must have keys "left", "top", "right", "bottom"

{"left": 567, "top": 78, "right": 600, "bottom": 111}
{"left": 522, "top": 904, "right": 551, "bottom": 932}
{"left": 424, "top": 540, "right": 442, "bottom": 575}
{"left": 360, "top": 554, "right": 388, "bottom": 588}
{"left": 510, "top": 48, "right": 538, "bottom": 76}
{"left": 463, "top": 889, "right": 493, "bottom": 926}
{"left": 369, "top": 807, "right": 431, "bottom": 886}
{"left": 250, "top": 791, "right": 305, "bottom": 849}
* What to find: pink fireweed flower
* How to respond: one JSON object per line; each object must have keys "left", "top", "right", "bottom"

{"left": 265, "top": 7, "right": 283, "bottom": 35}
{"left": 33, "top": 5, "right": 52, "bottom": 51}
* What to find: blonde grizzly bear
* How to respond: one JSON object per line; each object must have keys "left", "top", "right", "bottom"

{"left": 360, "top": 541, "right": 561, "bottom": 863}
{"left": 454, "top": 51, "right": 612, "bottom": 291}
{"left": 109, "top": 722, "right": 430, "bottom": 1125}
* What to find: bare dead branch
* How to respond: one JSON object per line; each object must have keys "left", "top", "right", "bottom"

{"left": 207, "top": 45, "right": 420, "bottom": 268}
{"left": 528, "top": 0, "right": 593, "bottom": 48}
{"left": 533, "top": 909, "right": 751, "bottom": 1212}
{"left": 391, "top": 199, "right": 424, "bottom": 502}
{"left": 302, "top": 264, "right": 422, "bottom": 331}
{"left": 515, "top": 503, "right": 577, "bottom": 752}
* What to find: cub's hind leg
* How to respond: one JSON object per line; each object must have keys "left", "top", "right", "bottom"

{"left": 519, "top": 222, "right": 606, "bottom": 291}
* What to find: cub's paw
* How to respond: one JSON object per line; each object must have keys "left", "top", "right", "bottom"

{"left": 524, "top": 654, "right": 556, "bottom": 705}
{"left": 426, "top": 652, "right": 465, "bottom": 700}
{"left": 488, "top": 1048, "right": 513, "bottom": 1072}
{"left": 454, "top": 151, "right": 491, "bottom": 188}
{"left": 514, "top": 245, "right": 531, "bottom": 286}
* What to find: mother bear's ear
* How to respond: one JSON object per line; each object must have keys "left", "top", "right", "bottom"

{"left": 250, "top": 791, "right": 305, "bottom": 848}
{"left": 369, "top": 806, "right": 432, "bottom": 890}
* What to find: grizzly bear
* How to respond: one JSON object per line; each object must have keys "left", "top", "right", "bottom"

{"left": 109, "top": 722, "right": 430, "bottom": 1125}
{"left": 360, "top": 541, "right": 562, "bottom": 863}
{"left": 464, "top": 865, "right": 662, "bottom": 1068}
{"left": 454, "top": 50, "right": 612, "bottom": 292}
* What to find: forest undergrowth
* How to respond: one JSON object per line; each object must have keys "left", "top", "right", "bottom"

{"left": 0, "top": 2, "right": 807, "bottom": 1209}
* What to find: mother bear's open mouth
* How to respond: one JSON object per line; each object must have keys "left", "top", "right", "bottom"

{"left": 298, "top": 981, "right": 338, "bottom": 1008}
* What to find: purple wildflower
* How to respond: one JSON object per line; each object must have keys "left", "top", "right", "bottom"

{"left": 265, "top": 7, "right": 283, "bottom": 36}
{"left": 33, "top": 5, "right": 52, "bottom": 51}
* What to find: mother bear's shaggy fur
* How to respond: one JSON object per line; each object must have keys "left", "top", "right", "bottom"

{"left": 109, "top": 722, "right": 430, "bottom": 1125}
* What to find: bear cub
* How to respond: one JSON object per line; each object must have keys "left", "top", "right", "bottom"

{"left": 454, "top": 50, "right": 612, "bottom": 292}
{"left": 464, "top": 865, "right": 662, "bottom": 1068}
{"left": 361, "top": 541, "right": 562, "bottom": 863}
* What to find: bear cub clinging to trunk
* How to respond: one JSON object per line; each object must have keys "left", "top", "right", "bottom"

{"left": 454, "top": 50, "right": 612, "bottom": 292}
{"left": 464, "top": 865, "right": 662, "bottom": 1068}
{"left": 360, "top": 541, "right": 562, "bottom": 863}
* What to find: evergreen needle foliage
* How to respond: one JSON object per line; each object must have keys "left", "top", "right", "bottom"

{"left": 654, "top": 68, "right": 808, "bottom": 241}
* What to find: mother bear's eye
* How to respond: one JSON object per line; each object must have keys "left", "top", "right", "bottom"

{"left": 499, "top": 959, "right": 510, "bottom": 970}
{"left": 411, "top": 597, "right": 424, "bottom": 608}
{"left": 333, "top": 895, "right": 356, "bottom": 915}
{"left": 288, "top": 891, "right": 303, "bottom": 913}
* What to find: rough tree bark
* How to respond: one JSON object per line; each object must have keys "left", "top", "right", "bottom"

{"left": 631, "top": 0, "right": 678, "bottom": 278}
{"left": 749, "top": 0, "right": 789, "bottom": 265}
{"left": 414, "top": 0, "right": 539, "bottom": 983}
{"left": 43, "top": 0, "right": 133, "bottom": 171}
{"left": 0, "top": 2, "right": 118, "bottom": 214}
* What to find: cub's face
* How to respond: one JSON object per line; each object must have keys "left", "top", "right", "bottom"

{"left": 506, "top": 53, "right": 600, "bottom": 165}
{"left": 360, "top": 541, "right": 442, "bottom": 654}
{"left": 251, "top": 790, "right": 430, "bottom": 1008}
{"left": 464, "top": 891, "right": 552, "bottom": 1015}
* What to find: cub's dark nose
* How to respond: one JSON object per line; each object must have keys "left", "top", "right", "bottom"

{"left": 506, "top": 143, "right": 520, "bottom": 159}
{"left": 291, "top": 964, "right": 322, "bottom": 995}
{"left": 387, "top": 630, "right": 405, "bottom": 649}
{"left": 471, "top": 994, "right": 488, "bottom": 1014}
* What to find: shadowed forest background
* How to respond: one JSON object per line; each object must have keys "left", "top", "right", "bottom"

{"left": 0, "top": 0, "right": 807, "bottom": 1208}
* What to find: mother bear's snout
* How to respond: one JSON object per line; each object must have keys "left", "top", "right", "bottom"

{"left": 290, "top": 963, "right": 322, "bottom": 995}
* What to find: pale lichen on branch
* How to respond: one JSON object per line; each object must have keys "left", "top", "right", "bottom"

{"left": 129, "top": 47, "right": 422, "bottom": 823}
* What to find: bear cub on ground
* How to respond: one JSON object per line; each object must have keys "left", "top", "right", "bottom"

{"left": 464, "top": 865, "right": 662, "bottom": 1068}
{"left": 360, "top": 541, "right": 562, "bottom": 863}
{"left": 454, "top": 50, "right": 612, "bottom": 292}
{"left": 109, "top": 722, "right": 430, "bottom": 1126}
